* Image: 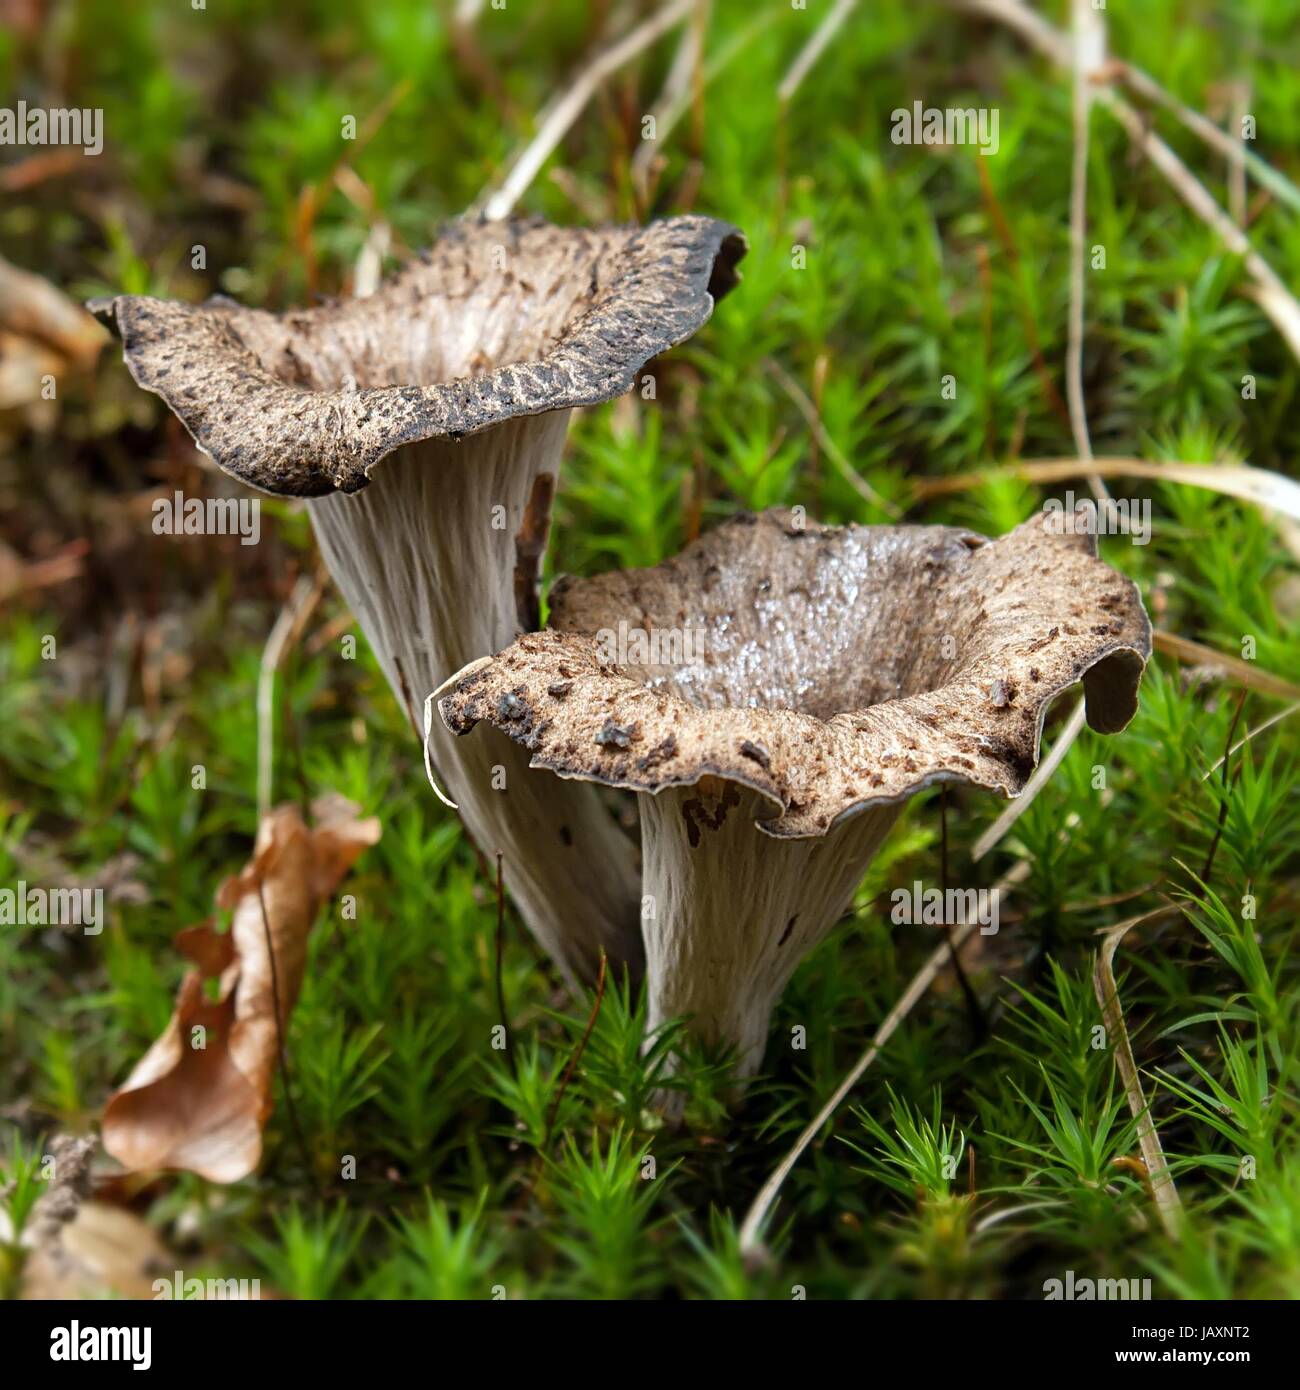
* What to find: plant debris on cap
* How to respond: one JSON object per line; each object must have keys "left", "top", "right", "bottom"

{"left": 438, "top": 508, "right": 1152, "bottom": 837}
{"left": 89, "top": 215, "right": 746, "bottom": 497}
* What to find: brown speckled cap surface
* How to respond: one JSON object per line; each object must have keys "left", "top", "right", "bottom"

{"left": 438, "top": 509, "right": 1152, "bottom": 838}
{"left": 89, "top": 216, "right": 745, "bottom": 497}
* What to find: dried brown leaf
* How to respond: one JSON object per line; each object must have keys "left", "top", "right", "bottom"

{"left": 0, "top": 254, "right": 106, "bottom": 371}
{"left": 20, "top": 1202, "right": 173, "bottom": 1301}
{"left": 101, "top": 798, "right": 380, "bottom": 1183}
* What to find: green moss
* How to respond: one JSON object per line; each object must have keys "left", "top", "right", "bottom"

{"left": 2, "top": 0, "right": 1298, "bottom": 1300}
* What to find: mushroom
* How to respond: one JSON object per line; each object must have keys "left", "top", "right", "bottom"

{"left": 437, "top": 508, "right": 1152, "bottom": 1080}
{"left": 89, "top": 216, "right": 746, "bottom": 986}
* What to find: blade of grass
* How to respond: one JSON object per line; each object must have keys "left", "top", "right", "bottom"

{"left": 1093, "top": 905, "right": 1185, "bottom": 1240}
{"left": 1154, "top": 631, "right": 1300, "bottom": 702}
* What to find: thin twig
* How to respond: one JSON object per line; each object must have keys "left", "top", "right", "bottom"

{"left": 1060, "top": 880, "right": 1163, "bottom": 914}
{"left": 256, "top": 574, "right": 323, "bottom": 819}
{"left": 1227, "top": 82, "right": 1249, "bottom": 227}
{"left": 494, "top": 850, "right": 513, "bottom": 1073}
{"left": 763, "top": 358, "right": 899, "bottom": 516}
{"left": 544, "top": 950, "right": 609, "bottom": 1146}
{"left": 1093, "top": 905, "right": 1185, "bottom": 1240}
{"left": 1154, "top": 630, "right": 1300, "bottom": 702}
{"left": 292, "top": 79, "right": 411, "bottom": 296}
{"left": 777, "top": 0, "right": 858, "bottom": 106}
{"left": 941, "top": 786, "right": 985, "bottom": 1034}
{"left": 1202, "top": 700, "right": 1300, "bottom": 779}
{"left": 915, "top": 455, "right": 1300, "bottom": 515}
{"left": 953, "top": 0, "right": 1068, "bottom": 64}
{"left": 1101, "top": 98, "right": 1300, "bottom": 362}
{"left": 913, "top": 454, "right": 1300, "bottom": 561}
{"left": 953, "top": 0, "right": 1300, "bottom": 364}
{"left": 1113, "top": 66, "right": 1300, "bottom": 217}
{"left": 974, "top": 159, "right": 1072, "bottom": 430}
{"left": 1198, "top": 688, "right": 1247, "bottom": 885}
{"left": 629, "top": 4, "right": 777, "bottom": 205}
{"left": 256, "top": 881, "right": 316, "bottom": 1190}
{"left": 630, "top": 1, "right": 709, "bottom": 201}
{"left": 739, "top": 861, "right": 1031, "bottom": 1264}
{"left": 1066, "top": 0, "right": 1107, "bottom": 501}
{"left": 972, "top": 699, "right": 1087, "bottom": 863}
{"left": 477, "top": 0, "right": 695, "bottom": 220}
{"left": 422, "top": 662, "right": 491, "bottom": 812}
{"left": 391, "top": 655, "right": 421, "bottom": 738}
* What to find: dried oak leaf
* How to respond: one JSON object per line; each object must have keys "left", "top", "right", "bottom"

{"left": 101, "top": 797, "right": 380, "bottom": 1183}
{"left": 20, "top": 1201, "right": 174, "bottom": 1301}
{"left": 0, "top": 254, "right": 106, "bottom": 414}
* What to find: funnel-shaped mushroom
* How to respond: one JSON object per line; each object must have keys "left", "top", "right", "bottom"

{"left": 438, "top": 508, "right": 1152, "bottom": 1077}
{"left": 90, "top": 216, "right": 745, "bottom": 985}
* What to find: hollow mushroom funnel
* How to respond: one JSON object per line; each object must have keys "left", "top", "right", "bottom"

{"left": 438, "top": 508, "right": 1152, "bottom": 1077}
{"left": 90, "top": 216, "right": 745, "bottom": 987}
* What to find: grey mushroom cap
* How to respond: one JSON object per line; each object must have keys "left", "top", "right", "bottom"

{"left": 88, "top": 215, "right": 746, "bottom": 498}
{"left": 438, "top": 508, "right": 1153, "bottom": 838}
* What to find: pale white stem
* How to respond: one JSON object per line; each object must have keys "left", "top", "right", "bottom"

{"left": 640, "top": 783, "right": 901, "bottom": 1079}
{"left": 309, "top": 415, "right": 642, "bottom": 985}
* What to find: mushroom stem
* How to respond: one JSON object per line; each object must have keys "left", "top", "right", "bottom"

{"left": 640, "top": 782, "right": 902, "bottom": 1077}
{"left": 90, "top": 216, "right": 746, "bottom": 989}
{"left": 435, "top": 507, "right": 1152, "bottom": 1093}
{"left": 308, "top": 413, "right": 641, "bottom": 985}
